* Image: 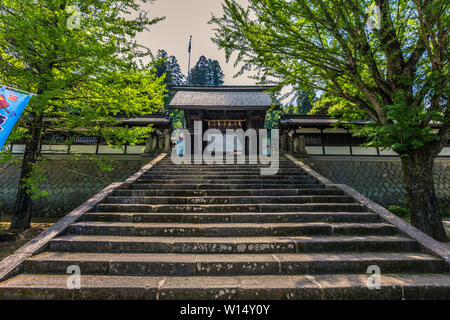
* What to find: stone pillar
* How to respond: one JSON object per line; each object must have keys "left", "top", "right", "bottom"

{"left": 164, "top": 129, "right": 171, "bottom": 152}
{"left": 293, "top": 136, "right": 299, "bottom": 153}
{"left": 298, "top": 135, "right": 306, "bottom": 154}
{"left": 143, "top": 135, "right": 153, "bottom": 155}
{"left": 151, "top": 134, "right": 158, "bottom": 152}
{"left": 142, "top": 133, "right": 156, "bottom": 161}
{"left": 287, "top": 130, "right": 294, "bottom": 153}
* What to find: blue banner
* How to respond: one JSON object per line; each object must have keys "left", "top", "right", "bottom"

{"left": 0, "top": 87, "right": 32, "bottom": 150}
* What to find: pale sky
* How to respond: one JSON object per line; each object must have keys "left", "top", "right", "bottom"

{"left": 135, "top": 0, "right": 254, "bottom": 85}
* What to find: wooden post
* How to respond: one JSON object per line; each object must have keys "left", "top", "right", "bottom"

{"left": 158, "top": 133, "right": 164, "bottom": 151}
{"left": 280, "top": 130, "right": 287, "bottom": 151}
{"left": 287, "top": 130, "right": 294, "bottom": 153}
{"left": 293, "top": 136, "right": 299, "bottom": 153}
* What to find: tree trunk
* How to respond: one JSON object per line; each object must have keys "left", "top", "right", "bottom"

{"left": 400, "top": 150, "right": 447, "bottom": 241}
{"left": 9, "top": 118, "right": 43, "bottom": 230}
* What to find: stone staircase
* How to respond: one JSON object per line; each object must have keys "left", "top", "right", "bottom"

{"left": 1, "top": 155, "right": 450, "bottom": 299}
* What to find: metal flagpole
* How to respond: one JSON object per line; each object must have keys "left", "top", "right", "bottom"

{"left": 187, "top": 35, "right": 192, "bottom": 83}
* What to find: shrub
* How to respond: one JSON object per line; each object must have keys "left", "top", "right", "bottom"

{"left": 388, "top": 205, "right": 409, "bottom": 218}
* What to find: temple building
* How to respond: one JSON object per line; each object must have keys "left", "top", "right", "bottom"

{"left": 279, "top": 114, "right": 450, "bottom": 157}
{"left": 4, "top": 113, "right": 172, "bottom": 156}
{"left": 169, "top": 86, "right": 279, "bottom": 154}
{"left": 3, "top": 85, "right": 449, "bottom": 157}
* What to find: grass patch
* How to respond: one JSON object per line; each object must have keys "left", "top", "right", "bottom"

{"left": 0, "top": 215, "right": 58, "bottom": 261}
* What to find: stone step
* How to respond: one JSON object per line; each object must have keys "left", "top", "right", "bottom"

{"left": 2, "top": 273, "right": 450, "bottom": 299}
{"left": 146, "top": 168, "right": 305, "bottom": 174}
{"left": 23, "top": 252, "right": 445, "bottom": 276}
{"left": 96, "top": 203, "right": 365, "bottom": 213}
{"left": 150, "top": 166, "right": 298, "bottom": 171}
{"left": 149, "top": 162, "right": 298, "bottom": 166}
{"left": 156, "top": 158, "right": 291, "bottom": 161}
{"left": 139, "top": 171, "right": 312, "bottom": 178}
{"left": 147, "top": 166, "right": 303, "bottom": 170}
{"left": 134, "top": 178, "right": 317, "bottom": 184}
{"left": 154, "top": 161, "right": 294, "bottom": 165}
{"left": 104, "top": 195, "right": 355, "bottom": 205}
{"left": 3, "top": 155, "right": 449, "bottom": 301}
{"left": 129, "top": 183, "right": 323, "bottom": 190}
{"left": 83, "top": 211, "right": 379, "bottom": 223}
{"left": 151, "top": 163, "right": 295, "bottom": 167}
{"left": 149, "top": 168, "right": 298, "bottom": 173}
{"left": 68, "top": 222, "right": 398, "bottom": 237}
{"left": 113, "top": 188, "right": 345, "bottom": 197}
{"left": 48, "top": 235, "right": 418, "bottom": 254}
{"left": 139, "top": 174, "right": 311, "bottom": 180}
{"left": 155, "top": 158, "right": 287, "bottom": 161}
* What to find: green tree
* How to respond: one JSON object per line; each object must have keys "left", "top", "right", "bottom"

{"left": 284, "top": 90, "right": 314, "bottom": 115}
{"left": 153, "top": 49, "right": 185, "bottom": 108}
{"left": 188, "top": 55, "right": 225, "bottom": 86}
{"left": 310, "top": 92, "right": 366, "bottom": 119}
{"left": 298, "top": 91, "right": 313, "bottom": 114}
{"left": 211, "top": 0, "right": 449, "bottom": 240}
{"left": 0, "top": 0, "right": 166, "bottom": 230}
{"left": 264, "top": 108, "right": 281, "bottom": 129}
{"left": 154, "top": 50, "right": 185, "bottom": 88}
{"left": 153, "top": 50, "right": 185, "bottom": 129}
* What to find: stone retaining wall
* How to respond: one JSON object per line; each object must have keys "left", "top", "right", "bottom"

{"left": 301, "top": 156, "right": 450, "bottom": 216}
{"left": 0, "top": 157, "right": 147, "bottom": 217}
{"left": 1, "top": 154, "right": 449, "bottom": 217}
